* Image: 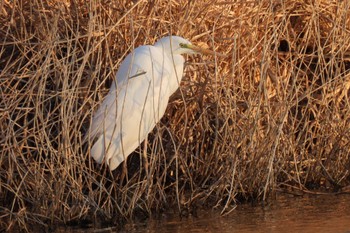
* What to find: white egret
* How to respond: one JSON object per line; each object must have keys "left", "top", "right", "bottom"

{"left": 88, "top": 36, "right": 213, "bottom": 171}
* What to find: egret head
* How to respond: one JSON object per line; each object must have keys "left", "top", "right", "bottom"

{"left": 154, "top": 36, "right": 197, "bottom": 55}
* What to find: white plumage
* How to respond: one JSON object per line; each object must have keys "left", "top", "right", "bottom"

{"left": 88, "top": 36, "right": 199, "bottom": 170}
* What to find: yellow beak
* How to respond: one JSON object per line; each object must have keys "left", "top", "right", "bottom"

{"left": 180, "top": 43, "right": 225, "bottom": 57}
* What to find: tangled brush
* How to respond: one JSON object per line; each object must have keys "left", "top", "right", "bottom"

{"left": 1, "top": 0, "right": 350, "bottom": 231}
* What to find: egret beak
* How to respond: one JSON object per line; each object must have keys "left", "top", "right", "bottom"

{"left": 180, "top": 43, "right": 226, "bottom": 57}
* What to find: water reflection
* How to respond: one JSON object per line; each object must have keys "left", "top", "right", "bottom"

{"left": 122, "top": 194, "right": 350, "bottom": 233}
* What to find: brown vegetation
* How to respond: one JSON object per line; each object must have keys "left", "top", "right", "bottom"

{"left": 1, "top": 0, "right": 350, "bottom": 231}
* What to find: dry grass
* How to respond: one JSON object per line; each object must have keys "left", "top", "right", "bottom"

{"left": 1, "top": 0, "right": 350, "bottom": 231}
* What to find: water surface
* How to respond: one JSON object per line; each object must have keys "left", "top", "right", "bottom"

{"left": 122, "top": 194, "right": 350, "bottom": 233}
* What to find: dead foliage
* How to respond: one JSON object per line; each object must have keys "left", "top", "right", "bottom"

{"left": 1, "top": 0, "right": 350, "bottom": 231}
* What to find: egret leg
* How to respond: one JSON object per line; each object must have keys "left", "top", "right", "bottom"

{"left": 119, "top": 159, "right": 128, "bottom": 186}
{"left": 143, "top": 136, "right": 149, "bottom": 179}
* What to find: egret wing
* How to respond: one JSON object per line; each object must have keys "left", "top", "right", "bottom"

{"left": 90, "top": 45, "right": 179, "bottom": 169}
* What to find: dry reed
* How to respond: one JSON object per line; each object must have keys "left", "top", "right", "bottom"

{"left": 1, "top": 0, "right": 350, "bottom": 231}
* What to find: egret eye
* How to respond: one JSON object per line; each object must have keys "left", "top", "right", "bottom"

{"left": 179, "top": 43, "right": 186, "bottom": 48}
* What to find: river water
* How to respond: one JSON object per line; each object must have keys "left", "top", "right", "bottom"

{"left": 63, "top": 193, "right": 350, "bottom": 232}
{"left": 121, "top": 194, "right": 350, "bottom": 233}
